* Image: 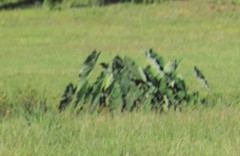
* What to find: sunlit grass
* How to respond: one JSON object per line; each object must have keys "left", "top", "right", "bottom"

{"left": 1, "top": 2, "right": 239, "bottom": 102}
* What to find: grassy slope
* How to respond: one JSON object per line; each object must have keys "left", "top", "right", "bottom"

{"left": 0, "top": 1, "right": 240, "bottom": 155}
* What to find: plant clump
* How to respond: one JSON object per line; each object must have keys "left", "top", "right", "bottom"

{"left": 58, "top": 49, "right": 209, "bottom": 114}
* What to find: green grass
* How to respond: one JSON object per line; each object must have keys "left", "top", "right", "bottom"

{"left": 1, "top": 107, "right": 240, "bottom": 155}
{"left": 0, "top": 1, "right": 240, "bottom": 155}
{"left": 1, "top": 2, "right": 240, "bottom": 101}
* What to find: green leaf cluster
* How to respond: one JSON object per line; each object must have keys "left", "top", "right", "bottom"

{"left": 59, "top": 49, "right": 208, "bottom": 114}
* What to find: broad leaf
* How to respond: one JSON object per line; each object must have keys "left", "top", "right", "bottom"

{"left": 193, "top": 66, "right": 209, "bottom": 88}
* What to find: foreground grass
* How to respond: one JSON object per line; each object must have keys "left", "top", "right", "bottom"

{"left": 1, "top": 106, "right": 240, "bottom": 155}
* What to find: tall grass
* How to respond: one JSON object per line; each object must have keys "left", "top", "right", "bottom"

{"left": 0, "top": 107, "right": 240, "bottom": 155}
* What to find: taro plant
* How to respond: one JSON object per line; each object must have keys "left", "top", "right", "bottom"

{"left": 59, "top": 49, "right": 209, "bottom": 114}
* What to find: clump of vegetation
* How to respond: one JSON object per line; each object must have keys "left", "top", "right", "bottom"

{"left": 0, "top": 87, "right": 48, "bottom": 120}
{"left": 0, "top": 91, "right": 11, "bottom": 119}
{"left": 59, "top": 49, "right": 209, "bottom": 114}
{"left": 15, "top": 87, "right": 47, "bottom": 116}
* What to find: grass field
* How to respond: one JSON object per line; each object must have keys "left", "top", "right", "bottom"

{"left": 0, "top": 1, "right": 240, "bottom": 155}
{"left": 1, "top": 108, "right": 240, "bottom": 155}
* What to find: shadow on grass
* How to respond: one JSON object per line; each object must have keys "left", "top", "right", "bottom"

{"left": 0, "top": 0, "right": 37, "bottom": 10}
{"left": 0, "top": 0, "right": 121, "bottom": 10}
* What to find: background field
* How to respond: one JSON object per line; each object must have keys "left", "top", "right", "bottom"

{"left": 0, "top": 1, "right": 240, "bottom": 155}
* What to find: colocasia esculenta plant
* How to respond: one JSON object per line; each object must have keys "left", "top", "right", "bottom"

{"left": 59, "top": 49, "right": 209, "bottom": 114}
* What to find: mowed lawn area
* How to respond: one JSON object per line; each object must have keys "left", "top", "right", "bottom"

{"left": 0, "top": 1, "right": 240, "bottom": 155}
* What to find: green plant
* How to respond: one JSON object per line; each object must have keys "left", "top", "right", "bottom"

{"left": 59, "top": 49, "right": 209, "bottom": 114}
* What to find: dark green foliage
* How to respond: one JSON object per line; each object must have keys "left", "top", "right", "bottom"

{"left": 59, "top": 50, "right": 100, "bottom": 112}
{"left": 58, "top": 83, "right": 76, "bottom": 111}
{"left": 193, "top": 66, "right": 209, "bottom": 88}
{"left": 59, "top": 49, "right": 208, "bottom": 114}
